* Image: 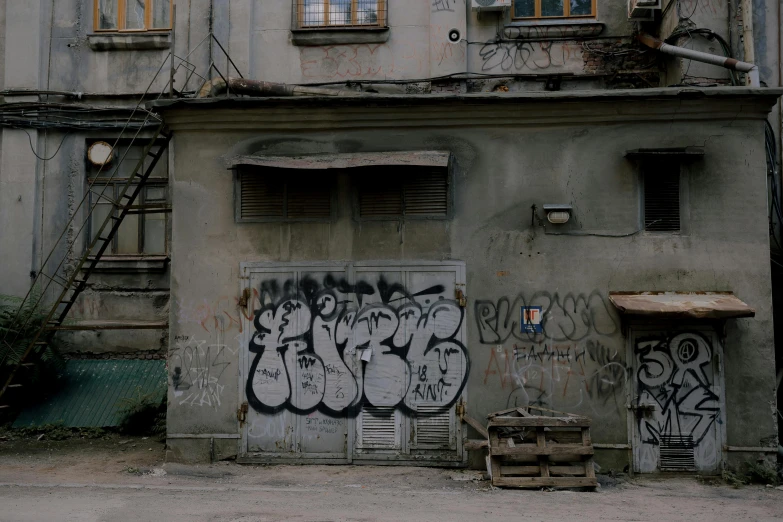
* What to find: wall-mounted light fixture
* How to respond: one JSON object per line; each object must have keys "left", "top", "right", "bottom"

{"left": 543, "top": 204, "right": 572, "bottom": 224}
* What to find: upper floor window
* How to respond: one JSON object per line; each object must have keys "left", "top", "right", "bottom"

{"left": 512, "top": 0, "right": 595, "bottom": 19}
{"left": 95, "top": 0, "right": 172, "bottom": 32}
{"left": 296, "top": 0, "right": 387, "bottom": 28}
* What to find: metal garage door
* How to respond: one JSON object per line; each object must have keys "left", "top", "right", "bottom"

{"left": 239, "top": 261, "right": 468, "bottom": 465}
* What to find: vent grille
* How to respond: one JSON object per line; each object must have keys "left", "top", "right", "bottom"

{"left": 358, "top": 167, "right": 449, "bottom": 218}
{"left": 359, "top": 406, "right": 397, "bottom": 448}
{"left": 415, "top": 406, "right": 451, "bottom": 447}
{"left": 659, "top": 434, "right": 695, "bottom": 471}
{"left": 644, "top": 166, "right": 680, "bottom": 232}
{"left": 238, "top": 169, "right": 332, "bottom": 221}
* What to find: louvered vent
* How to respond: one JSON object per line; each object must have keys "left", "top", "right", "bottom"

{"left": 359, "top": 406, "right": 397, "bottom": 448}
{"left": 659, "top": 434, "right": 695, "bottom": 471}
{"left": 415, "top": 406, "right": 451, "bottom": 447}
{"left": 238, "top": 169, "right": 331, "bottom": 221}
{"left": 358, "top": 167, "right": 449, "bottom": 218}
{"left": 240, "top": 171, "right": 284, "bottom": 219}
{"left": 644, "top": 166, "right": 680, "bottom": 232}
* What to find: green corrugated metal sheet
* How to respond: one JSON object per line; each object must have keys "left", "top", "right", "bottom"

{"left": 13, "top": 359, "right": 165, "bottom": 428}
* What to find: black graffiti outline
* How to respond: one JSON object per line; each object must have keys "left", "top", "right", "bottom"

{"left": 246, "top": 276, "right": 469, "bottom": 419}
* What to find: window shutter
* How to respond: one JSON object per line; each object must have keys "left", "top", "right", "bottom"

{"left": 644, "top": 166, "right": 680, "bottom": 232}
{"left": 404, "top": 171, "right": 448, "bottom": 216}
{"left": 358, "top": 167, "right": 449, "bottom": 218}
{"left": 287, "top": 178, "right": 332, "bottom": 219}
{"left": 239, "top": 171, "right": 284, "bottom": 219}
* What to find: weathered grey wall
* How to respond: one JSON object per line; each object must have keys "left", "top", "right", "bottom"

{"left": 160, "top": 91, "right": 779, "bottom": 467}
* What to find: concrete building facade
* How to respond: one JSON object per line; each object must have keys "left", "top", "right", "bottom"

{"left": 0, "top": 0, "right": 781, "bottom": 472}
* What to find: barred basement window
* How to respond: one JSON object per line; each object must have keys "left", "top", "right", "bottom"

{"left": 236, "top": 168, "right": 334, "bottom": 222}
{"left": 296, "top": 0, "right": 387, "bottom": 28}
{"left": 643, "top": 162, "right": 681, "bottom": 232}
{"left": 356, "top": 166, "right": 450, "bottom": 219}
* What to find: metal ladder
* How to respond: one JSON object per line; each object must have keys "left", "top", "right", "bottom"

{"left": 0, "top": 29, "right": 244, "bottom": 412}
{"left": 0, "top": 127, "right": 172, "bottom": 409}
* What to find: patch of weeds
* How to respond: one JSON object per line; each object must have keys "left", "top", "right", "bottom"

{"left": 123, "top": 466, "right": 140, "bottom": 474}
{"left": 697, "top": 475, "right": 722, "bottom": 486}
{"left": 746, "top": 461, "right": 780, "bottom": 486}
{"left": 722, "top": 469, "right": 748, "bottom": 488}
{"left": 12, "top": 424, "right": 109, "bottom": 441}
{"left": 117, "top": 386, "right": 166, "bottom": 438}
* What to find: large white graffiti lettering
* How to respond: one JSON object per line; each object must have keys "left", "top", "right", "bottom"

{"left": 246, "top": 276, "right": 470, "bottom": 417}
{"left": 634, "top": 332, "right": 720, "bottom": 472}
{"left": 170, "top": 340, "right": 234, "bottom": 409}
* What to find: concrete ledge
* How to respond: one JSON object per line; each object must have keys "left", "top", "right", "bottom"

{"left": 291, "top": 27, "right": 390, "bottom": 46}
{"left": 88, "top": 33, "right": 172, "bottom": 51}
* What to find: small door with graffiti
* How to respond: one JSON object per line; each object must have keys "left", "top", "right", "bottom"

{"left": 630, "top": 328, "right": 725, "bottom": 473}
{"left": 240, "top": 261, "right": 468, "bottom": 464}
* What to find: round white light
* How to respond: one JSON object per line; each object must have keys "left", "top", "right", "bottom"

{"left": 88, "top": 141, "right": 114, "bottom": 166}
{"left": 547, "top": 211, "right": 570, "bottom": 224}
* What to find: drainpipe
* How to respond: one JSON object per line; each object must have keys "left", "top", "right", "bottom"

{"left": 197, "top": 77, "right": 365, "bottom": 98}
{"left": 741, "top": 0, "right": 755, "bottom": 66}
{"left": 638, "top": 33, "right": 760, "bottom": 87}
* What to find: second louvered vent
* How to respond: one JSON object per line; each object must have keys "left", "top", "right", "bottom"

{"left": 644, "top": 163, "right": 680, "bottom": 232}
{"left": 358, "top": 167, "right": 449, "bottom": 218}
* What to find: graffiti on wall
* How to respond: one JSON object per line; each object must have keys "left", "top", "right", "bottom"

{"left": 477, "top": 291, "right": 626, "bottom": 416}
{"left": 170, "top": 339, "right": 235, "bottom": 409}
{"left": 475, "top": 291, "right": 619, "bottom": 343}
{"left": 479, "top": 40, "right": 578, "bottom": 72}
{"left": 300, "top": 44, "right": 425, "bottom": 80}
{"left": 246, "top": 276, "right": 470, "bottom": 418}
{"left": 634, "top": 332, "right": 720, "bottom": 471}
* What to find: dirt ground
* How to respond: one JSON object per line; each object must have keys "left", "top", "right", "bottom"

{"left": 1, "top": 432, "right": 782, "bottom": 522}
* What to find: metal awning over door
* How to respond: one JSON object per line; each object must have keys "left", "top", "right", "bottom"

{"left": 609, "top": 292, "right": 755, "bottom": 320}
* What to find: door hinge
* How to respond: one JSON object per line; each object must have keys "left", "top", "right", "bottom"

{"left": 237, "top": 288, "right": 251, "bottom": 309}
{"left": 455, "top": 289, "right": 467, "bottom": 308}
{"left": 456, "top": 399, "right": 466, "bottom": 419}
{"left": 237, "top": 402, "right": 248, "bottom": 423}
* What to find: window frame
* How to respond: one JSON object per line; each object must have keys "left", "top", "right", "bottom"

{"left": 93, "top": 0, "right": 173, "bottom": 33}
{"left": 296, "top": 0, "right": 387, "bottom": 29}
{"left": 234, "top": 168, "right": 338, "bottom": 224}
{"left": 87, "top": 180, "right": 171, "bottom": 255}
{"left": 511, "top": 0, "right": 597, "bottom": 20}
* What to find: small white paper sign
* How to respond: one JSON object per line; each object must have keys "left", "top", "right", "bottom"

{"left": 360, "top": 347, "right": 373, "bottom": 362}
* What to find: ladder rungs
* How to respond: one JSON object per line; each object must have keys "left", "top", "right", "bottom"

{"left": 0, "top": 405, "right": 9, "bottom": 410}
{"left": 34, "top": 341, "right": 48, "bottom": 345}
{"left": 21, "top": 363, "right": 35, "bottom": 367}
{"left": 7, "top": 384, "right": 22, "bottom": 389}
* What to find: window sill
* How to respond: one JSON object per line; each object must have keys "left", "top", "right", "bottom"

{"left": 85, "top": 255, "right": 170, "bottom": 273}
{"left": 291, "top": 27, "right": 390, "bottom": 46}
{"left": 88, "top": 33, "right": 172, "bottom": 51}
{"left": 503, "top": 20, "right": 603, "bottom": 39}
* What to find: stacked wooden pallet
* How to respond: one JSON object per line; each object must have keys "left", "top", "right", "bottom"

{"left": 487, "top": 406, "right": 597, "bottom": 489}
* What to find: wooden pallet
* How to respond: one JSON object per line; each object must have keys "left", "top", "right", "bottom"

{"left": 487, "top": 406, "right": 597, "bottom": 489}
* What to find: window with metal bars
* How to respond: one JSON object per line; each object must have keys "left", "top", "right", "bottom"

{"left": 512, "top": 0, "right": 595, "bottom": 19}
{"left": 356, "top": 167, "right": 450, "bottom": 219}
{"left": 643, "top": 162, "right": 681, "bottom": 232}
{"left": 295, "top": 0, "right": 387, "bottom": 28}
{"left": 236, "top": 168, "right": 334, "bottom": 222}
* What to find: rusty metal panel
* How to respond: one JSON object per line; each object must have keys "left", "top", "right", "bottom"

{"left": 13, "top": 359, "right": 165, "bottom": 428}
{"left": 609, "top": 292, "right": 755, "bottom": 319}
{"left": 228, "top": 151, "right": 451, "bottom": 170}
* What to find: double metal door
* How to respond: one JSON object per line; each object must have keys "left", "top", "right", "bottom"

{"left": 240, "top": 261, "right": 467, "bottom": 464}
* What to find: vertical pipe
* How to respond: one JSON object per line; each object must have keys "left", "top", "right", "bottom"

{"left": 170, "top": 4, "right": 176, "bottom": 98}
{"left": 741, "top": 0, "right": 755, "bottom": 84}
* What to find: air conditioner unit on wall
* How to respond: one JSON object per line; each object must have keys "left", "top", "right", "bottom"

{"left": 628, "top": 0, "right": 662, "bottom": 20}
{"left": 472, "top": 0, "right": 512, "bottom": 10}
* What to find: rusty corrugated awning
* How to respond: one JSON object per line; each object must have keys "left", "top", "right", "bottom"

{"left": 608, "top": 292, "right": 755, "bottom": 319}
{"left": 227, "top": 151, "right": 451, "bottom": 170}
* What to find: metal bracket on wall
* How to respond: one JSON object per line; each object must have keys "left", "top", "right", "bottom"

{"left": 237, "top": 401, "right": 248, "bottom": 423}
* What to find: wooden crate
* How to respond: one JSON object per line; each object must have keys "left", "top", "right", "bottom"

{"left": 487, "top": 406, "right": 597, "bottom": 489}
